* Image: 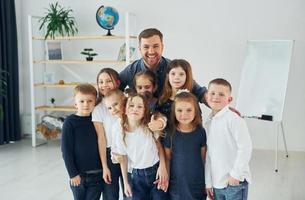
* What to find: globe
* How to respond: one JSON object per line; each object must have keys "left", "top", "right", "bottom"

{"left": 96, "top": 5, "right": 119, "bottom": 36}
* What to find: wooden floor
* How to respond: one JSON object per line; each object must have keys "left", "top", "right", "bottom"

{"left": 0, "top": 139, "right": 305, "bottom": 200}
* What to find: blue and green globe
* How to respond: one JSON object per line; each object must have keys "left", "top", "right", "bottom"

{"left": 96, "top": 6, "right": 119, "bottom": 36}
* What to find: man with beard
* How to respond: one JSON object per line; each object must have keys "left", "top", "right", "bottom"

{"left": 119, "top": 28, "right": 207, "bottom": 101}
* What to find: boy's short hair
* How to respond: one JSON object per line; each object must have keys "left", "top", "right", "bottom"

{"left": 138, "top": 28, "right": 163, "bottom": 43}
{"left": 74, "top": 83, "right": 97, "bottom": 97}
{"left": 104, "top": 88, "right": 125, "bottom": 99}
{"left": 208, "top": 78, "right": 232, "bottom": 92}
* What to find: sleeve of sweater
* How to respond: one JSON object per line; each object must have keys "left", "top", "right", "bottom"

{"left": 61, "top": 117, "right": 79, "bottom": 178}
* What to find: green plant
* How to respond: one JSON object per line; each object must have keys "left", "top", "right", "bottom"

{"left": 39, "top": 2, "right": 78, "bottom": 39}
{"left": 81, "top": 48, "right": 98, "bottom": 61}
{"left": 50, "top": 97, "right": 56, "bottom": 104}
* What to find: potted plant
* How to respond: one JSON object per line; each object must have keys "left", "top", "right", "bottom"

{"left": 50, "top": 97, "right": 56, "bottom": 108}
{"left": 81, "top": 48, "right": 98, "bottom": 61}
{"left": 0, "top": 69, "right": 9, "bottom": 120}
{"left": 39, "top": 2, "right": 78, "bottom": 39}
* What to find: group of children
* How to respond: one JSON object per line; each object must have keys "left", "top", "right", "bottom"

{"left": 61, "top": 59, "right": 252, "bottom": 200}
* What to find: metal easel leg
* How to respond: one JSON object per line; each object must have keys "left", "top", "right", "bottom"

{"left": 275, "top": 122, "right": 279, "bottom": 172}
{"left": 275, "top": 121, "right": 289, "bottom": 172}
{"left": 280, "top": 122, "right": 289, "bottom": 158}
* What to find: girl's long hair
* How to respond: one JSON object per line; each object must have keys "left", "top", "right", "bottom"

{"left": 96, "top": 68, "right": 120, "bottom": 104}
{"left": 169, "top": 92, "right": 202, "bottom": 148}
{"left": 159, "top": 59, "right": 193, "bottom": 105}
{"left": 120, "top": 93, "right": 152, "bottom": 145}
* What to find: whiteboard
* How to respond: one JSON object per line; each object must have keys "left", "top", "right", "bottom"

{"left": 236, "top": 40, "right": 294, "bottom": 122}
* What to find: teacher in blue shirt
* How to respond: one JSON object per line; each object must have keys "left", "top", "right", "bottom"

{"left": 119, "top": 28, "right": 207, "bottom": 102}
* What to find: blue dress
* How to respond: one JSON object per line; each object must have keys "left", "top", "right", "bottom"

{"left": 164, "top": 125, "right": 207, "bottom": 200}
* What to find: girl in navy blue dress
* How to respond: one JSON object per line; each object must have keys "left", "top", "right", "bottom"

{"left": 157, "top": 59, "right": 194, "bottom": 120}
{"left": 164, "top": 91, "right": 207, "bottom": 200}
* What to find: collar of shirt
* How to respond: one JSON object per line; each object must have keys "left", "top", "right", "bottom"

{"left": 139, "top": 57, "right": 166, "bottom": 74}
{"left": 207, "top": 105, "right": 230, "bottom": 122}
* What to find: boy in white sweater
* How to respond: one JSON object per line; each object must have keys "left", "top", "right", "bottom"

{"left": 205, "top": 78, "right": 252, "bottom": 200}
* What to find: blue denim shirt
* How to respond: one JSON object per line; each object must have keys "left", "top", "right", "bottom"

{"left": 119, "top": 57, "right": 207, "bottom": 102}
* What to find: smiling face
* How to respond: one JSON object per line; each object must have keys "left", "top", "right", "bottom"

{"left": 139, "top": 35, "right": 164, "bottom": 70}
{"left": 104, "top": 94, "right": 125, "bottom": 118}
{"left": 207, "top": 83, "right": 232, "bottom": 114}
{"left": 169, "top": 66, "right": 187, "bottom": 90}
{"left": 125, "top": 96, "right": 145, "bottom": 123}
{"left": 135, "top": 75, "right": 155, "bottom": 95}
{"left": 175, "top": 101, "right": 195, "bottom": 127}
{"left": 74, "top": 93, "right": 96, "bottom": 116}
{"left": 97, "top": 72, "right": 117, "bottom": 96}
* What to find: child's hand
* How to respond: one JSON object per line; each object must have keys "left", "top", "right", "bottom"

{"left": 154, "top": 163, "right": 169, "bottom": 192}
{"left": 227, "top": 176, "right": 240, "bottom": 186}
{"left": 206, "top": 188, "right": 214, "bottom": 199}
{"left": 103, "top": 167, "right": 112, "bottom": 184}
{"left": 148, "top": 115, "right": 165, "bottom": 132}
{"left": 70, "top": 175, "right": 81, "bottom": 187}
{"left": 124, "top": 182, "right": 133, "bottom": 197}
{"left": 229, "top": 107, "right": 241, "bottom": 116}
{"left": 112, "top": 152, "right": 124, "bottom": 163}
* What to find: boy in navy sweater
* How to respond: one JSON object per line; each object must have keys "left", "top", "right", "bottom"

{"left": 61, "top": 83, "right": 103, "bottom": 200}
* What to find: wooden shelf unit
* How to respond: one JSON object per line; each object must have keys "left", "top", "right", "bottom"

{"left": 28, "top": 13, "right": 136, "bottom": 147}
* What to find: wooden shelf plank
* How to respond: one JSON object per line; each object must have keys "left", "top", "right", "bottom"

{"left": 34, "top": 83, "right": 78, "bottom": 88}
{"left": 35, "top": 105, "right": 76, "bottom": 112}
{"left": 32, "top": 35, "right": 137, "bottom": 40}
{"left": 34, "top": 83, "right": 96, "bottom": 88}
{"left": 33, "top": 60, "right": 128, "bottom": 64}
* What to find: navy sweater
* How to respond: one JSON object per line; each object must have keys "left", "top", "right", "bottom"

{"left": 61, "top": 114, "right": 102, "bottom": 178}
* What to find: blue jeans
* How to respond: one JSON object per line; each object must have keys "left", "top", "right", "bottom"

{"left": 131, "top": 162, "right": 168, "bottom": 200}
{"left": 70, "top": 171, "right": 103, "bottom": 200}
{"left": 213, "top": 180, "right": 248, "bottom": 200}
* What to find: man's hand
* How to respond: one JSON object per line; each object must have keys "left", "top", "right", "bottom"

{"left": 148, "top": 114, "right": 165, "bottom": 132}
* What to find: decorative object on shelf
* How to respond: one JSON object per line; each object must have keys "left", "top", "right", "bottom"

{"left": 96, "top": 5, "right": 119, "bottom": 36}
{"left": 36, "top": 115, "right": 64, "bottom": 140}
{"left": 43, "top": 72, "right": 55, "bottom": 84}
{"left": 117, "top": 43, "right": 136, "bottom": 61}
{"left": 50, "top": 97, "right": 56, "bottom": 108}
{"left": 0, "top": 69, "right": 9, "bottom": 120}
{"left": 47, "top": 41, "right": 62, "bottom": 60}
{"left": 58, "top": 80, "right": 65, "bottom": 84}
{"left": 39, "top": 2, "right": 78, "bottom": 39}
{"left": 81, "top": 48, "right": 98, "bottom": 61}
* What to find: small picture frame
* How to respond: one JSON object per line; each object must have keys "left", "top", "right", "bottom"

{"left": 117, "top": 43, "right": 136, "bottom": 61}
{"left": 47, "top": 41, "right": 63, "bottom": 60}
{"left": 43, "top": 72, "right": 55, "bottom": 84}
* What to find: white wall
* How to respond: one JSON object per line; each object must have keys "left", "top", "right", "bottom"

{"left": 15, "top": 0, "right": 305, "bottom": 151}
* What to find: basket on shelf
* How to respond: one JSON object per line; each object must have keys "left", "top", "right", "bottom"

{"left": 36, "top": 115, "right": 64, "bottom": 140}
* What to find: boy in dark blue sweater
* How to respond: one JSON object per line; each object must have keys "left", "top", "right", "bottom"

{"left": 61, "top": 83, "right": 103, "bottom": 200}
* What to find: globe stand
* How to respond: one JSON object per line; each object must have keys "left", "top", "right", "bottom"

{"left": 106, "top": 29, "right": 113, "bottom": 36}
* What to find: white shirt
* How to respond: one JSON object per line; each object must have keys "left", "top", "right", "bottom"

{"left": 112, "top": 120, "right": 160, "bottom": 169}
{"left": 92, "top": 102, "right": 117, "bottom": 148}
{"left": 204, "top": 106, "right": 252, "bottom": 189}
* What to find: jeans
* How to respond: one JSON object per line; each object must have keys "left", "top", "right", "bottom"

{"left": 131, "top": 162, "right": 168, "bottom": 200}
{"left": 103, "top": 148, "right": 122, "bottom": 200}
{"left": 70, "top": 171, "right": 103, "bottom": 200}
{"left": 213, "top": 180, "right": 248, "bottom": 200}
